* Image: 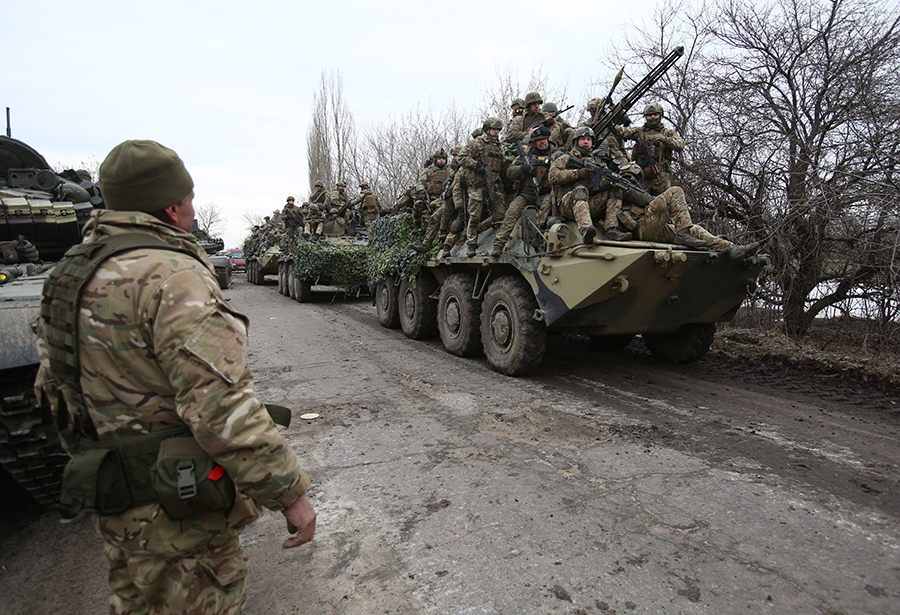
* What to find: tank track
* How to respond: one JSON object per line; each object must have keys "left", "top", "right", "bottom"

{"left": 0, "top": 365, "right": 68, "bottom": 508}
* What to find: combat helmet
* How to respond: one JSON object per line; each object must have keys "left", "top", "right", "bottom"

{"left": 434, "top": 148, "right": 448, "bottom": 160}
{"left": 315, "top": 180, "right": 324, "bottom": 188}
{"left": 450, "top": 145, "right": 462, "bottom": 157}
{"left": 573, "top": 126, "right": 595, "bottom": 141}
{"left": 359, "top": 181, "right": 369, "bottom": 189}
{"left": 511, "top": 97, "right": 525, "bottom": 110}
{"left": 586, "top": 97, "right": 604, "bottom": 113}
{"left": 643, "top": 103, "right": 664, "bottom": 128}
{"left": 541, "top": 102, "right": 558, "bottom": 114}
{"left": 336, "top": 180, "right": 346, "bottom": 188}
{"left": 524, "top": 91, "right": 543, "bottom": 106}
{"left": 286, "top": 196, "right": 295, "bottom": 202}
{"left": 482, "top": 117, "right": 503, "bottom": 134}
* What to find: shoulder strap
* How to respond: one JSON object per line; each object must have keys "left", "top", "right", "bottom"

{"left": 40, "top": 233, "right": 206, "bottom": 443}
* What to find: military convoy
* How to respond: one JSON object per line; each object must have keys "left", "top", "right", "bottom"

{"left": 0, "top": 135, "right": 104, "bottom": 506}
{"left": 371, "top": 212, "right": 767, "bottom": 376}
{"left": 191, "top": 220, "right": 232, "bottom": 289}
{"left": 276, "top": 222, "right": 368, "bottom": 301}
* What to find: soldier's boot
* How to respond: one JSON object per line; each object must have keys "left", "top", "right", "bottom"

{"left": 491, "top": 242, "right": 503, "bottom": 258}
{"left": 441, "top": 242, "right": 453, "bottom": 259}
{"left": 582, "top": 226, "right": 597, "bottom": 245}
{"left": 604, "top": 228, "right": 632, "bottom": 242}
{"left": 674, "top": 227, "right": 708, "bottom": 249}
{"left": 726, "top": 241, "right": 762, "bottom": 261}
{"left": 412, "top": 242, "right": 431, "bottom": 254}
{"left": 467, "top": 243, "right": 478, "bottom": 258}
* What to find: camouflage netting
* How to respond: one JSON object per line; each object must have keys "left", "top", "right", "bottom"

{"left": 366, "top": 213, "right": 434, "bottom": 287}
{"left": 291, "top": 236, "right": 368, "bottom": 288}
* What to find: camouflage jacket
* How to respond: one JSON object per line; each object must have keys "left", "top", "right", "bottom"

{"left": 415, "top": 164, "right": 450, "bottom": 202}
{"left": 326, "top": 189, "right": 349, "bottom": 212}
{"left": 503, "top": 110, "right": 545, "bottom": 144}
{"left": 310, "top": 187, "right": 328, "bottom": 204}
{"left": 459, "top": 134, "right": 504, "bottom": 185}
{"left": 616, "top": 123, "right": 684, "bottom": 174}
{"left": 349, "top": 189, "right": 381, "bottom": 215}
{"left": 549, "top": 146, "right": 614, "bottom": 195}
{"left": 34, "top": 211, "right": 309, "bottom": 520}
{"left": 507, "top": 143, "right": 556, "bottom": 199}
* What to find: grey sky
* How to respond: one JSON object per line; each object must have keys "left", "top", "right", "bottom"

{"left": 7, "top": 0, "right": 660, "bottom": 249}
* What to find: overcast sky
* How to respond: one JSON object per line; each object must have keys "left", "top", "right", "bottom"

{"left": 7, "top": 0, "right": 662, "bottom": 249}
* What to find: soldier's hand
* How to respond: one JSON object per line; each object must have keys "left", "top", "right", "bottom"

{"left": 282, "top": 495, "right": 316, "bottom": 548}
{"left": 475, "top": 162, "right": 485, "bottom": 174}
{"left": 577, "top": 168, "right": 592, "bottom": 180}
{"left": 521, "top": 162, "right": 535, "bottom": 177}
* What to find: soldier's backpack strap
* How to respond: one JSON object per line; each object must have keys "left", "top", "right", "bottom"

{"left": 40, "top": 233, "right": 206, "bottom": 444}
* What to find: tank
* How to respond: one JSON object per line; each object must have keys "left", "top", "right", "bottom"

{"left": 0, "top": 135, "right": 105, "bottom": 507}
{"left": 190, "top": 220, "right": 232, "bottom": 289}
{"left": 370, "top": 213, "right": 768, "bottom": 376}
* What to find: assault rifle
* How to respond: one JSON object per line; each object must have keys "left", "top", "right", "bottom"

{"left": 527, "top": 104, "right": 575, "bottom": 132}
{"left": 565, "top": 156, "right": 653, "bottom": 205}
{"left": 515, "top": 141, "right": 541, "bottom": 203}
{"left": 637, "top": 138, "right": 661, "bottom": 178}
{"left": 590, "top": 46, "right": 684, "bottom": 138}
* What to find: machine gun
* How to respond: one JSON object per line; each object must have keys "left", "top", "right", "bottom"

{"left": 590, "top": 46, "right": 684, "bottom": 138}
{"left": 515, "top": 141, "right": 541, "bottom": 203}
{"left": 565, "top": 156, "right": 653, "bottom": 206}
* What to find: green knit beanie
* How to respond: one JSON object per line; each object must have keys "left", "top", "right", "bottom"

{"left": 99, "top": 140, "right": 194, "bottom": 212}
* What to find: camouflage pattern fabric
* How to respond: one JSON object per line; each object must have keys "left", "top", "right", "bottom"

{"left": 459, "top": 134, "right": 506, "bottom": 245}
{"left": 503, "top": 110, "right": 544, "bottom": 144}
{"left": 349, "top": 189, "right": 381, "bottom": 224}
{"left": 495, "top": 143, "right": 555, "bottom": 248}
{"left": 34, "top": 209, "right": 309, "bottom": 614}
{"left": 549, "top": 146, "right": 616, "bottom": 233}
{"left": 616, "top": 123, "right": 685, "bottom": 195}
{"left": 310, "top": 186, "right": 328, "bottom": 205}
{"left": 629, "top": 186, "right": 733, "bottom": 251}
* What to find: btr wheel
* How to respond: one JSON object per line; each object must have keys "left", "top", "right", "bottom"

{"left": 399, "top": 272, "right": 439, "bottom": 340}
{"left": 297, "top": 278, "right": 313, "bottom": 303}
{"left": 438, "top": 273, "right": 482, "bottom": 357}
{"left": 375, "top": 275, "right": 400, "bottom": 329}
{"left": 643, "top": 323, "right": 716, "bottom": 363}
{"left": 481, "top": 276, "right": 546, "bottom": 375}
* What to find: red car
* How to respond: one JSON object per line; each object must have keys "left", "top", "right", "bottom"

{"left": 229, "top": 248, "right": 245, "bottom": 271}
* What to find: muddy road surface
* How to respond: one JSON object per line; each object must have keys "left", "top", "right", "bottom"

{"left": 3, "top": 276, "right": 899, "bottom": 615}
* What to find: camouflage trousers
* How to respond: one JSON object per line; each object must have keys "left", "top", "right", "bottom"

{"left": 559, "top": 187, "right": 613, "bottom": 233}
{"left": 466, "top": 185, "right": 507, "bottom": 245}
{"left": 304, "top": 220, "right": 324, "bottom": 236}
{"left": 422, "top": 198, "right": 453, "bottom": 246}
{"left": 96, "top": 500, "right": 260, "bottom": 615}
{"left": 625, "top": 187, "right": 732, "bottom": 251}
{"left": 642, "top": 170, "right": 672, "bottom": 196}
{"left": 494, "top": 193, "right": 550, "bottom": 248}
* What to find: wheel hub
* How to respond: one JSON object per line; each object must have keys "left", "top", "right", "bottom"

{"left": 491, "top": 307, "right": 511, "bottom": 348}
{"left": 403, "top": 291, "right": 415, "bottom": 319}
{"left": 446, "top": 299, "right": 461, "bottom": 334}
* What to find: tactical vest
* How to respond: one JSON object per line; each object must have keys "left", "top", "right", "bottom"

{"left": 40, "top": 234, "right": 290, "bottom": 520}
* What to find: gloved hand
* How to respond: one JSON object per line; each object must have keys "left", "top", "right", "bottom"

{"left": 475, "top": 162, "right": 485, "bottom": 174}
{"left": 577, "top": 167, "right": 592, "bottom": 180}
{"left": 521, "top": 162, "right": 535, "bottom": 177}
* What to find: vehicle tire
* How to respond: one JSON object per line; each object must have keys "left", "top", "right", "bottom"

{"left": 438, "top": 273, "right": 482, "bottom": 357}
{"left": 399, "top": 272, "right": 439, "bottom": 340}
{"left": 278, "top": 262, "right": 287, "bottom": 295}
{"left": 297, "top": 278, "right": 313, "bottom": 303}
{"left": 643, "top": 323, "right": 716, "bottom": 363}
{"left": 215, "top": 267, "right": 230, "bottom": 290}
{"left": 247, "top": 260, "right": 254, "bottom": 284}
{"left": 589, "top": 334, "right": 635, "bottom": 351}
{"left": 375, "top": 276, "right": 401, "bottom": 329}
{"left": 481, "top": 276, "right": 546, "bottom": 375}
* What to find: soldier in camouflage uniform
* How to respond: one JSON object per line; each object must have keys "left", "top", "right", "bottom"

{"left": 617, "top": 185, "right": 761, "bottom": 259}
{"left": 304, "top": 203, "right": 326, "bottom": 237}
{"left": 327, "top": 181, "right": 350, "bottom": 220}
{"left": 503, "top": 91, "right": 547, "bottom": 144}
{"left": 348, "top": 181, "right": 381, "bottom": 227}
{"left": 615, "top": 103, "right": 684, "bottom": 195}
{"left": 282, "top": 196, "right": 302, "bottom": 248}
{"left": 492, "top": 126, "right": 556, "bottom": 256}
{"left": 458, "top": 118, "right": 508, "bottom": 256}
{"left": 580, "top": 97, "right": 633, "bottom": 170}
{"left": 310, "top": 180, "right": 328, "bottom": 206}
{"left": 540, "top": 102, "right": 575, "bottom": 150}
{"left": 33, "top": 140, "right": 315, "bottom": 615}
{"left": 549, "top": 127, "right": 628, "bottom": 244}
{"left": 413, "top": 149, "right": 451, "bottom": 231}
{"left": 412, "top": 147, "right": 461, "bottom": 254}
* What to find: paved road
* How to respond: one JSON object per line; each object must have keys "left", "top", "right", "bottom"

{"left": 3, "top": 277, "right": 898, "bottom": 614}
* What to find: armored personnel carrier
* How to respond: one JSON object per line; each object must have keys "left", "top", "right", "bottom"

{"left": 0, "top": 136, "right": 104, "bottom": 507}
{"left": 277, "top": 232, "right": 368, "bottom": 302}
{"left": 372, "top": 209, "right": 767, "bottom": 376}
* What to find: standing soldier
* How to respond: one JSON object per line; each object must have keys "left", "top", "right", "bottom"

{"left": 327, "top": 181, "right": 350, "bottom": 224}
{"left": 503, "top": 91, "right": 546, "bottom": 144}
{"left": 413, "top": 149, "right": 451, "bottom": 231}
{"left": 459, "top": 117, "right": 507, "bottom": 257}
{"left": 282, "top": 196, "right": 301, "bottom": 248}
{"left": 33, "top": 139, "right": 315, "bottom": 614}
{"left": 616, "top": 103, "right": 684, "bottom": 195}
{"left": 581, "top": 97, "right": 633, "bottom": 170}
{"left": 349, "top": 181, "right": 381, "bottom": 227}
{"left": 310, "top": 179, "right": 328, "bottom": 206}
{"left": 540, "top": 102, "right": 575, "bottom": 150}
{"left": 491, "top": 126, "right": 556, "bottom": 256}
{"left": 412, "top": 146, "right": 462, "bottom": 254}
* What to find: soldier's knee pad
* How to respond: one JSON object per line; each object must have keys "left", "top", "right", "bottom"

{"left": 573, "top": 185, "right": 589, "bottom": 201}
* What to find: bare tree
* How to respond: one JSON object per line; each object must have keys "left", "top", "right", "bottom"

{"left": 195, "top": 201, "right": 226, "bottom": 237}
{"left": 606, "top": 0, "right": 900, "bottom": 337}
{"left": 476, "top": 63, "right": 571, "bottom": 133}
{"left": 240, "top": 211, "right": 265, "bottom": 230}
{"left": 306, "top": 70, "right": 357, "bottom": 193}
